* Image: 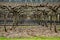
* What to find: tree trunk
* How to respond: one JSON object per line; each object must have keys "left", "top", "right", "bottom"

{"left": 54, "top": 15, "right": 57, "bottom": 33}
{"left": 45, "top": 15, "right": 48, "bottom": 27}
{"left": 58, "top": 14, "right": 60, "bottom": 23}
{"left": 50, "top": 15, "right": 52, "bottom": 30}
{"left": 12, "top": 12, "right": 19, "bottom": 31}
{"left": 4, "top": 15, "right": 7, "bottom": 32}
{"left": 15, "top": 13, "right": 19, "bottom": 26}
{"left": 44, "top": 15, "right": 48, "bottom": 27}
{"left": 54, "top": 22, "right": 57, "bottom": 33}
{"left": 12, "top": 16, "right": 16, "bottom": 30}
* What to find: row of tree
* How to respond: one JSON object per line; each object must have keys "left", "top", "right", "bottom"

{"left": 0, "top": 3, "right": 60, "bottom": 32}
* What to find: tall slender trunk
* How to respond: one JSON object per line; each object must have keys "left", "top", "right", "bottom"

{"left": 59, "top": 14, "right": 60, "bottom": 24}
{"left": 58, "top": 14, "right": 59, "bottom": 21}
{"left": 16, "top": 13, "right": 19, "bottom": 26}
{"left": 43, "top": 15, "right": 48, "bottom": 27}
{"left": 54, "top": 14, "right": 57, "bottom": 33}
{"left": 44, "top": 15, "right": 45, "bottom": 27}
{"left": 50, "top": 15, "right": 52, "bottom": 30}
{"left": 54, "top": 22, "right": 57, "bottom": 33}
{"left": 58, "top": 14, "right": 60, "bottom": 23}
{"left": 12, "top": 16, "right": 16, "bottom": 30}
{"left": 4, "top": 14, "right": 7, "bottom": 32}
{"left": 45, "top": 15, "right": 48, "bottom": 27}
{"left": 12, "top": 12, "right": 19, "bottom": 31}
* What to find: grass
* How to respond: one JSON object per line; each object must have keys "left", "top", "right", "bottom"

{"left": 0, "top": 37, "right": 60, "bottom": 40}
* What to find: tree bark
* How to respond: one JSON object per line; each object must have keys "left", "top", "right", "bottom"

{"left": 54, "top": 14, "right": 57, "bottom": 33}
{"left": 4, "top": 14, "right": 7, "bottom": 32}
{"left": 54, "top": 23, "right": 57, "bottom": 33}
{"left": 50, "top": 15, "right": 52, "bottom": 30}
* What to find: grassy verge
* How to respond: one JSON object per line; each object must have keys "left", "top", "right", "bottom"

{"left": 0, "top": 37, "right": 60, "bottom": 40}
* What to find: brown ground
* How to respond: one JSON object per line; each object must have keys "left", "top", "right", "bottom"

{"left": 0, "top": 25, "right": 60, "bottom": 38}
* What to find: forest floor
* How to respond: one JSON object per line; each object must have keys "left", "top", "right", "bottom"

{"left": 0, "top": 25, "right": 60, "bottom": 38}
